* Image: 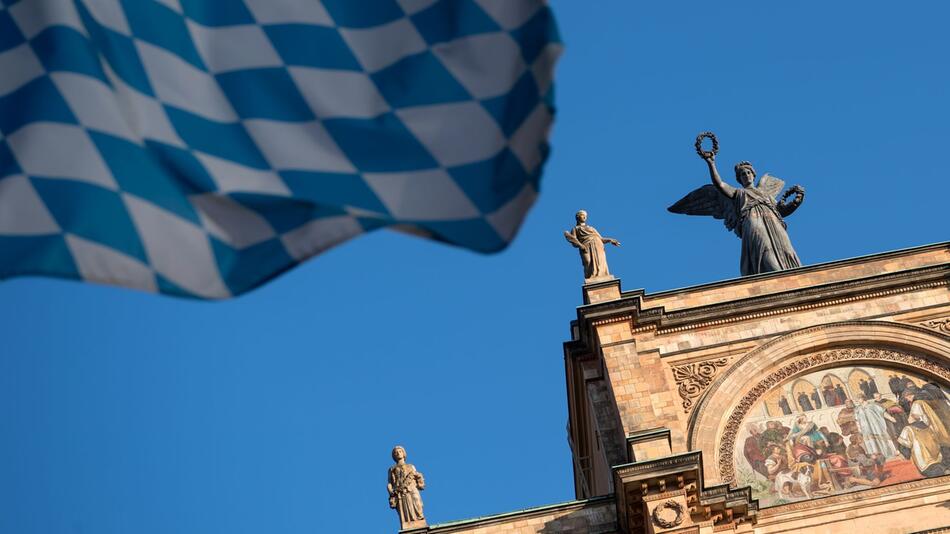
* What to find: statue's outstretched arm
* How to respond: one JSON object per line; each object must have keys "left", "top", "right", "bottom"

{"left": 706, "top": 156, "right": 735, "bottom": 199}
{"left": 601, "top": 236, "right": 621, "bottom": 246}
{"left": 777, "top": 185, "right": 805, "bottom": 217}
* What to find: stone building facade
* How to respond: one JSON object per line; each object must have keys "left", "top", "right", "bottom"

{"left": 410, "top": 242, "right": 950, "bottom": 534}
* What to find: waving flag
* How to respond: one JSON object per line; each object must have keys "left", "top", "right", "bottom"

{"left": 0, "top": 0, "right": 560, "bottom": 298}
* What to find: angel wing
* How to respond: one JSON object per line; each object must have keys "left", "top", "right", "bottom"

{"left": 667, "top": 184, "right": 740, "bottom": 236}
{"left": 757, "top": 173, "right": 785, "bottom": 199}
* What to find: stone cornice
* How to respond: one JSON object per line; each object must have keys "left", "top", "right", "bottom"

{"left": 644, "top": 265, "right": 950, "bottom": 334}
{"left": 565, "top": 260, "right": 950, "bottom": 357}
{"left": 631, "top": 241, "right": 950, "bottom": 301}
{"left": 614, "top": 451, "right": 703, "bottom": 480}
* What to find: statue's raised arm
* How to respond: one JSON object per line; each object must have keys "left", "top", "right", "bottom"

{"left": 668, "top": 132, "right": 804, "bottom": 276}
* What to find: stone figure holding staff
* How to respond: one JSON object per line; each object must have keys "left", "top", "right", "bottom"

{"left": 668, "top": 132, "right": 805, "bottom": 276}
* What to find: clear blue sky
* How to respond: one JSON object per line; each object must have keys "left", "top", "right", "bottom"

{"left": 1, "top": 2, "right": 948, "bottom": 533}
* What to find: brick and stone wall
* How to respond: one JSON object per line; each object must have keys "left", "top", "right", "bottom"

{"left": 426, "top": 497, "right": 617, "bottom": 534}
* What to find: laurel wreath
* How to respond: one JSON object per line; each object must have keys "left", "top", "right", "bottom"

{"left": 651, "top": 500, "right": 685, "bottom": 529}
{"left": 694, "top": 131, "right": 719, "bottom": 159}
{"left": 780, "top": 186, "right": 804, "bottom": 202}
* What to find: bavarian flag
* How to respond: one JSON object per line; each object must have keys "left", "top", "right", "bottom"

{"left": 0, "top": 0, "right": 561, "bottom": 298}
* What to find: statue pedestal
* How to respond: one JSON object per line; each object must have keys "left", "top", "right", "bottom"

{"left": 583, "top": 276, "right": 620, "bottom": 304}
{"left": 399, "top": 519, "right": 427, "bottom": 532}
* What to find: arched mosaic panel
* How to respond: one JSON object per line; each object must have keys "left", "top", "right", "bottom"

{"left": 733, "top": 361, "right": 950, "bottom": 507}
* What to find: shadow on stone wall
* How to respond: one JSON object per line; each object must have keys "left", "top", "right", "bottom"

{"left": 537, "top": 504, "right": 617, "bottom": 534}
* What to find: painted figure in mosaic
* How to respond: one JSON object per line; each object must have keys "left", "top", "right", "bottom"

{"left": 897, "top": 387, "right": 950, "bottom": 477}
{"left": 846, "top": 434, "right": 886, "bottom": 482}
{"left": 669, "top": 132, "right": 805, "bottom": 276}
{"left": 760, "top": 421, "right": 790, "bottom": 450}
{"left": 834, "top": 384, "right": 848, "bottom": 405}
{"left": 564, "top": 210, "right": 620, "bottom": 281}
{"left": 873, "top": 392, "right": 908, "bottom": 445}
{"left": 837, "top": 400, "right": 859, "bottom": 436}
{"left": 853, "top": 395, "right": 899, "bottom": 457}
{"left": 797, "top": 392, "right": 814, "bottom": 412}
{"left": 778, "top": 396, "right": 792, "bottom": 415}
{"left": 743, "top": 424, "right": 768, "bottom": 476}
{"left": 822, "top": 386, "right": 837, "bottom": 407}
{"left": 388, "top": 446, "right": 426, "bottom": 529}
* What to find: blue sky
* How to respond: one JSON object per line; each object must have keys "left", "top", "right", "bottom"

{"left": 1, "top": 2, "right": 949, "bottom": 533}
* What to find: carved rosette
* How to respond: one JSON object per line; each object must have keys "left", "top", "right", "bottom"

{"left": 651, "top": 500, "right": 685, "bottom": 529}
{"left": 717, "top": 347, "right": 950, "bottom": 484}
{"left": 672, "top": 358, "right": 729, "bottom": 412}
{"left": 921, "top": 318, "right": 950, "bottom": 334}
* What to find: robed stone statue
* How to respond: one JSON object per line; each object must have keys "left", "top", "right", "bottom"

{"left": 388, "top": 446, "right": 426, "bottom": 530}
{"left": 669, "top": 132, "right": 805, "bottom": 276}
{"left": 564, "top": 210, "right": 620, "bottom": 282}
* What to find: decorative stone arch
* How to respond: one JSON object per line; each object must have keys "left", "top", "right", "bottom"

{"left": 687, "top": 320, "right": 950, "bottom": 485}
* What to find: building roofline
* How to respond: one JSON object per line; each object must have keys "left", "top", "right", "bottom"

{"left": 620, "top": 240, "right": 950, "bottom": 300}
{"left": 426, "top": 494, "right": 614, "bottom": 532}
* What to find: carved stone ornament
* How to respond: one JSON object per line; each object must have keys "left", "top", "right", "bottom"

{"left": 651, "top": 499, "right": 685, "bottom": 529}
{"left": 672, "top": 358, "right": 729, "bottom": 412}
{"left": 921, "top": 318, "right": 950, "bottom": 334}
{"left": 716, "top": 347, "right": 950, "bottom": 484}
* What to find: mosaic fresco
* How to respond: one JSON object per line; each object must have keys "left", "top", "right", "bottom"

{"left": 733, "top": 365, "right": 950, "bottom": 507}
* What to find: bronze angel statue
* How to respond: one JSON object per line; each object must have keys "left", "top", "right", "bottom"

{"left": 668, "top": 132, "right": 805, "bottom": 276}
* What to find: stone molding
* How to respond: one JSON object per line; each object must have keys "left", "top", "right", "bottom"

{"left": 591, "top": 314, "right": 633, "bottom": 327}
{"left": 614, "top": 451, "right": 702, "bottom": 479}
{"left": 643, "top": 489, "right": 689, "bottom": 503}
{"left": 636, "top": 272, "right": 948, "bottom": 335}
{"left": 716, "top": 346, "right": 950, "bottom": 483}
{"left": 672, "top": 358, "right": 730, "bottom": 412}
{"left": 568, "top": 255, "right": 949, "bottom": 352}
{"left": 756, "top": 475, "right": 950, "bottom": 517}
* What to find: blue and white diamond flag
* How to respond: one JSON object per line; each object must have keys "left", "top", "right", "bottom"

{"left": 0, "top": 0, "right": 561, "bottom": 298}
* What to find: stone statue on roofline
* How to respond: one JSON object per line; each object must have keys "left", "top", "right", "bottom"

{"left": 564, "top": 210, "right": 621, "bottom": 283}
{"left": 388, "top": 445, "right": 427, "bottom": 530}
{"left": 668, "top": 132, "right": 806, "bottom": 276}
